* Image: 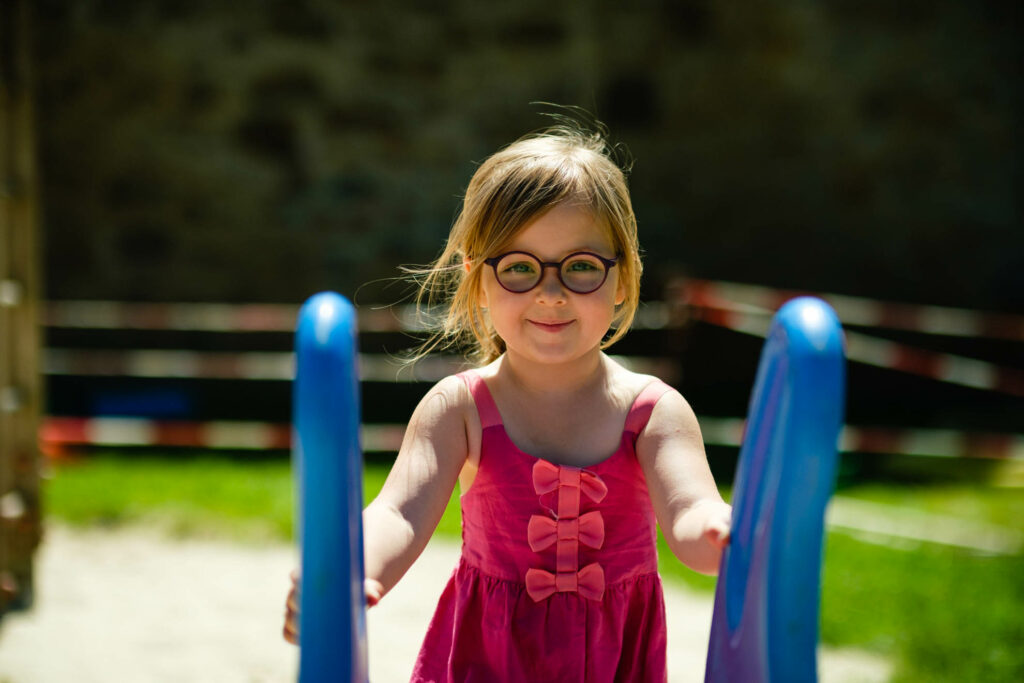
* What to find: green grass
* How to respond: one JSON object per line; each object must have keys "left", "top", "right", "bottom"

{"left": 820, "top": 533, "right": 1024, "bottom": 682}
{"left": 43, "top": 453, "right": 1024, "bottom": 681}
{"left": 835, "top": 482, "right": 1024, "bottom": 528}
{"left": 43, "top": 454, "right": 453, "bottom": 543}
{"left": 45, "top": 454, "right": 296, "bottom": 542}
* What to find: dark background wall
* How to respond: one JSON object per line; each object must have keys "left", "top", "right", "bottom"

{"left": 32, "top": 0, "right": 1022, "bottom": 312}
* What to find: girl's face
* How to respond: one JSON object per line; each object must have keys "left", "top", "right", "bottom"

{"left": 479, "top": 203, "right": 625, "bottom": 367}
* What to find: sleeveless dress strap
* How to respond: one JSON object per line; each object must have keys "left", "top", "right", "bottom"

{"left": 456, "top": 370, "right": 503, "bottom": 429}
{"left": 623, "top": 379, "right": 675, "bottom": 436}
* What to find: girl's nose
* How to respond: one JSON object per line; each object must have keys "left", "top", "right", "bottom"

{"left": 534, "top": 267, "right": 567, "bottom": 304}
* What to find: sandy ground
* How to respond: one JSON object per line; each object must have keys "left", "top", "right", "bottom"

{"left": 0, "top": 525, "right": 890, "bottom": 683}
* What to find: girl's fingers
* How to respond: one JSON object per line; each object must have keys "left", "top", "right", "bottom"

{"left": 365, "top": 578, "right": 385, "bottom": 608}
{"left": 284, "top": 606, "right": 300, "bottom": 644}
{"left": 285, "top": 573, "right": 381, "bottom": 645}
{"left": 284, "top": 568, "right": 301, "bottom": 644}
{"left": 707, "top": 520, "right": 731, "bottom": 548}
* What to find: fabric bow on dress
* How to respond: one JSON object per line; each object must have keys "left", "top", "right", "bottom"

{"left": 532, "top": 460, "right": 608, "bottom": 502}
{"left": 527, "top": 511, "right": 605, "bottom": 551}
{"left": 525, "top": 563, "right": 606, "bottom": 602}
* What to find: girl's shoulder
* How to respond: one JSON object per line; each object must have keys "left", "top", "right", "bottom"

{"left": 407, "top": 373, "right": 480, "bottom": 429}
{"left": 604, "top": 356, "right": 695, "bottom": 428}
{"left": 604, "top": 356, "right": 671, "bottom": 401}
{"left": 429, "top": 372, "right": 478, "bottom": 408}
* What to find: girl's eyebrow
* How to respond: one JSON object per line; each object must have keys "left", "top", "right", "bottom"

{"left": 505, "top": 245, "right": 613, "bottom": 257}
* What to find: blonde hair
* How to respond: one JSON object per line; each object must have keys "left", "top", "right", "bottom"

{"left": 411, "top": 123, "right": 642, "bottom": 365}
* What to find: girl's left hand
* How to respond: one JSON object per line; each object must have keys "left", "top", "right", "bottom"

{"left": 365, "top": 578, "right": 385, "bottom": 607}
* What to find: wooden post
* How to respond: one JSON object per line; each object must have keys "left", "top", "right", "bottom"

{"left": 0, "top": 0, "right": 44, "bottom": 618}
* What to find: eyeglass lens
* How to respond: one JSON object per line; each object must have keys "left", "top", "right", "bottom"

{"left": 494, "top": 252, "right": 608, "bottom": 293}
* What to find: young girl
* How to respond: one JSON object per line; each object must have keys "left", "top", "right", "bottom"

{"left": 284, "top": 123, "right": 732, "bottom": 682}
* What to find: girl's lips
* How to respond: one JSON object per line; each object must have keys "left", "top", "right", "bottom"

{"left": 529, "top": 320, "right": 574, "bottom": 332}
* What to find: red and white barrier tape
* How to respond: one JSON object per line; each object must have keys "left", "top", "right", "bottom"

{"left": 40, "top": 417, "right": 404, "bottom": 452}
{"left": 51, "top": 274, "right": 1024, "bottom": 342}
{"left": 46, "top": 284, "right": 1024, "bottom": 340}
{"left": 42, "top": 321, "right": 1022, "bottom": 397}
{"left": 44, "top": 301, "right": 302, "bottom": 332}
{"left": 39, "top": 286, "right": 1024, "bottom": 396}
{"left": 42, "top": 301, "right": 420, "bottom": 333}
{"left": 682, "top": 279, "right": 1024, "bottom": 341}
{"left": 39, "top": 282, "right": 1024, "bottom": 342}
{"left": 41, "top": 417, "right": 295, "bottom": 451}
{"left": 687, "top": 295, "right": 1024, "bottom": 398}
{"left": 701, "top": 417, "right": 1023, "bottom": 461}
{"left": 40, "top": 416, "right": 1024, "bottom": 460}
{"left": 42, "top": 349, "right": 679, "bottom": 384}
{"left": 43, "top": 300, "right": 674, "bottom": 334}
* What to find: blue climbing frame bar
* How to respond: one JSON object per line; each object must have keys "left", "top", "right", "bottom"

{"left": 705, "top": 297, "right": 846, "bottom": 683}
{"left": 293, "top": 292, "right": 369, "bottom": 683}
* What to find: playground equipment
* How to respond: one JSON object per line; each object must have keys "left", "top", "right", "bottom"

{"left": 704, "top": 297, "right": 846, "bottom": 682}
{"left": 293, "top": 292, "right": 368, "bottom": 683}
{"left": 292, "top": 292, "right": 845, "bottom": 682}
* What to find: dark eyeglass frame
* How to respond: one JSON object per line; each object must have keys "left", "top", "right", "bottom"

{"left": 483, "top": 250, "right": 620, "bottom": 294}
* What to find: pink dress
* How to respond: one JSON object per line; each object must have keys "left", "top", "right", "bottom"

{"left": 410, "top": 370, "right": 673, "bottom": 683}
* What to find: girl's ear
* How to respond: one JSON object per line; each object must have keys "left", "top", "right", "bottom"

{"left": 614, "top": 280, "right": 626, "bottom": 306}
{"left": 465, "top": 258, "right": 488, "bottom": 308}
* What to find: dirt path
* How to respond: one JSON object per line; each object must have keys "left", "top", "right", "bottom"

{"left": 0, "top": 525, "right": 889, "bottom": 682}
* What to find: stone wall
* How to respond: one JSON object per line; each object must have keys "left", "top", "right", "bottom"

{"left": 32, "top": 0, "right": 1022, "bottom": 310}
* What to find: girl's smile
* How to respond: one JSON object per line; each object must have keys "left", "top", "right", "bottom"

{"left": 528, "top": 319, "right": 575, "bottom": 332}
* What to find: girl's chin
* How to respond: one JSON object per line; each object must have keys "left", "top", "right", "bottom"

{"left": 506, "top": 343, "right": 601, "bottom": 366}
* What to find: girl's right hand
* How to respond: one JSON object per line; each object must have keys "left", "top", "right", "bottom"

{"left": 283, "top": 570, "right": 388, "bottom": 645}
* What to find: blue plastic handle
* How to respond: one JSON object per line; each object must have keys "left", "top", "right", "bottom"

{"left": 293, "top": 292, "right": 368, "bottom": 683}
{"left": 705, "top": 297, "right": 846, "bottom": 683}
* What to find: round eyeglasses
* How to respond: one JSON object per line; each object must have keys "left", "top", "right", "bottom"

{"left": 483, "top": 250, "right": 619, "bottom": 294}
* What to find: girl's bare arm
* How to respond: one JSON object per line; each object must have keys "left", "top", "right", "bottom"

{"left": 636, "top": 389, "right": 732, "bottom": 575}
{"left": 362, "top": 375, "right": 471, "bottom": 598}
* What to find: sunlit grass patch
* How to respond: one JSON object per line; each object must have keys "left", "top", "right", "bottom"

{"left": 822, "top": 532, "right": 1023, "bottom": 682}
{"left": 46, "top": 454, "right": 293, "bottom": 542}
{"left": 44, "top": 454, "right": 448, "bottom": 543}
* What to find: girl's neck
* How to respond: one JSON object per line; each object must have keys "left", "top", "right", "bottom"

{"left": 497, "top": 348, "right": 607, "bottom": 398}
